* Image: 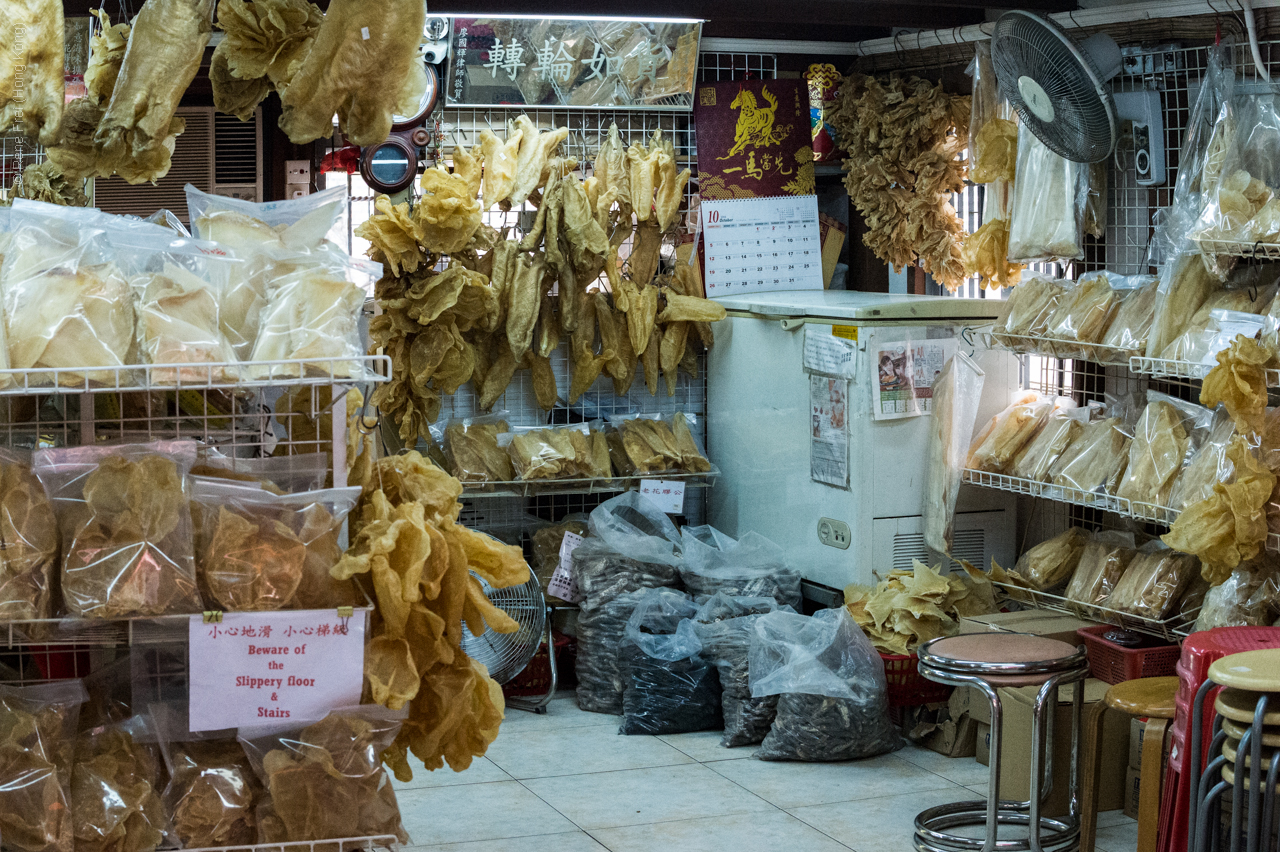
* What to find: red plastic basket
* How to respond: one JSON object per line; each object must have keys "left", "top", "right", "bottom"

{"left": 503, "top": 631, "right": 574, "bottom": 698}
{"left": 881, "top": 652, "right": 953, "bottom": 707}
{"left": 1077, "top": 626, "right": 1180, "bottom": 685}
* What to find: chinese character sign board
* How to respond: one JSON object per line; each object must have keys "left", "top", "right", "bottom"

{"left": 188, "top": 610, "right": 367, "bottom": 732}
{"left": 447, "top": 18, "right": 701, "bottom": 109}
{"left": 693, "top": 78, "right": 816, "bottom": 199}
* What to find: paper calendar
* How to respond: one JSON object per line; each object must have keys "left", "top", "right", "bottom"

{"left": 701, "top": 194, "right": 824, "bottom": 297}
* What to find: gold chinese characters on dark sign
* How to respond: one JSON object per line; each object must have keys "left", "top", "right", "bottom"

{"left": 447, "top": 18, "right": 701, "bottom": 110}
{"left": 693, "top": 79, "right": 815, "bottom": 199}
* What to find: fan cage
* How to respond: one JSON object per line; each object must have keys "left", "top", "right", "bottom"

{"left": 460, "top": 573, "right": 548, "bottom": 685}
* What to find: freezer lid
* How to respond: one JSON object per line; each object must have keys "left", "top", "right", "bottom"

{"left": 715, "top": 290, "right": 1003, "bottom": 321}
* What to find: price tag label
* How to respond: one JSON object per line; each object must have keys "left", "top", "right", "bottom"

{"left": 188, "top": 610, "right": 366, "bottom": 732}
{"left": 547, "top": 532, "right": 585, "bottom": 602}
{"left": 638, "top": 479, "right": 686, "bottom": 514}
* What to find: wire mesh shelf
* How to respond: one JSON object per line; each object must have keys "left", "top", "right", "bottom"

{"left": 181, "top": 835, "right": 400, "bottom": 852}
{"left": 963, "top": 469, "right": 1133, "bottom": 516}
{"left": 1194, "top": 237, "right": 1280, "bottom": 261}
{"left": 991, "top": 581, "right": 1196, "bottom": 642}
{"left": 461, "top": 468, "right": 718, "bottom": 498}
{"left": 1128, "top": 356, "right": 1280, "bottom": 387}
{"left": 976, "top": 330, "right": 1136, "bottom": 368}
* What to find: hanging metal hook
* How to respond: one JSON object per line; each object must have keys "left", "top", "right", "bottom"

{"left": 356, "top": 388, "right": 380, "bottom": 435}
{"left": 960, "top": 326, "right": 977, "bottom": 358}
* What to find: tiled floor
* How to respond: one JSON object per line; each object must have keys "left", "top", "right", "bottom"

{"left": 393, "top": 694, "right": 1140, "bottom": 852}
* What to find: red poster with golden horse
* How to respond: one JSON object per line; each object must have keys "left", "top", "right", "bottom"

{"left": 693, "top": 78, "right": 815, "bottom": 200}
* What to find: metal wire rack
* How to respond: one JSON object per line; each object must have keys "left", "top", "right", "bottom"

{"left": 963, "top": 469, "right": 1183, "bottom": 529}
{"left": 993, "top": 581, "right": 1196, "bottom": 642}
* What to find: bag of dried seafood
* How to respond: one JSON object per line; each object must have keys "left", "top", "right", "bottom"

{"left": 531, "top": 514, "right": 589, "bottom": 604}
{"left": 967, "top": 42, "right": 1016, "bottom": 186}
{"left": 1170, "top": 406, "right": 1236, "bottom": 511}
{"left": 1102, "top": 544, "right": 1198, "bottom": 620}
{"left": 619, "top": 588, "right": 721, "bottom": 736}
{"left": 1159, "top": 264, "right": 1278, "bottom": 361}
{"left": 990, "top": 273, "right": 1069, "bottom": 350}
{"left": 608, "top": 412, "right": 711, "bottom": 476}
{"left": 966, "top": 391, "right": 1055, "bottom": 474}
{"left": 71, "top": 714, "right": 167, "bottom": 852}
{"left": 679, "top": 526, "right": 801, "bottom": 608}
{"left": 1044, "top": 272, "right": 1123, "bottom": 360}
{"left": 441, "top": 412, "right": 513, "bottom": 483}
{"left": 693, "top": 594, "right": 786, "bottom": 748}
{"left": 1049, "top": 417, "right": 1131, "bottom": 495}
{"left": 1097, "top": 275, "right": 1161, "bottom": 361}
{"left": 0, "top": 679, "right": 87, "bottom": 852}
{"left": 1009, "top": 403, "right": 1088, "bottom": 482}
{"left": 924, "top": 353, "right": 986, "bottom": 553}
{"left": 190, "top": 450, "right": 330, "bottom": 493}
{"left": 504, "top": 422, "right": 612, "bottom": 482}
{"left": 35, "top": 439, "right": 203, "bottom": 618}
{"left": 1194, "top": 560, "right": 1278, "bottom": 630}
{"left": 1012, "top": 526, "right": 1088, "bottom": 591}
{"left": 1007, "top": 125, "right": 1086, "bottom": 263}
{"left": 0, "top": 447, "right": 59, "bottom": 622}
{"left": 1146, "top": 243, "right": 1219, "bottom": 359}
{"left": 1064, "top": 531, "right": 1136, "bottom": 611}
{"left": 750, "top": 608, "right": 900, "bottom": 761}
{"left": 1115, "top": 393, "right": 1214, "bottom": 507}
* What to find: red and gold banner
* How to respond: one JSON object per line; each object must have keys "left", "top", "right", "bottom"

{"left": 693, "top": 79, "right": 815, "bottom": 200}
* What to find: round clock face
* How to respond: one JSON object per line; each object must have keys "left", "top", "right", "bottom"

{"left": 392, "top": 63, "right": 439, "bottom": 130}
{"left": 361, "top": 137, "right": 418, "bottom": 193}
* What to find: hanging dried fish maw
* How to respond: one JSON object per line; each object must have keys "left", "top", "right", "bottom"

{"left": 659, "top": 321, "right": 689, "bottom": 397}
{"left": 1201, "top": 334, "right": 1277, "bottom": 437}
{"left": 561, "top": 175, "right": 610, "bottom": 266}
{"left": 415, "top": 168, "right": 483, "bottom": 254}
{"left": 452, "top": 143, "right": 483, "bottom": 200}
{"left": 479, "top": 127, "right": 522, "bottom": 210}
{"left": 525, "top": 352, "right": 559, "bottom": 410}
{"left": 629, "top": 136, "right": 663, "bottom": 221}
{"left": 278, "top": 0, "right": 425, "bottom": 146}
{"left": 0, "top": 0, "right": 64, "bottom": 145}
{"left": 509, "top": 118, "right": 569, "bottom": 206}
{"left": 658, "top": 293, "right": 727, "bottom": 324}
{"left": 477, "top": 336, "right": 518, "bottom": 410}
{"left": 216, "top": 0, "right": 323, "bottom": 89}
{"left": 504, "top": 251, "right": 545, "bottom": 362}
{"left": 97, "top": 0, "right": 213, "bottom": 171}
{"left": 630, "top": 221, "right": 663, "bottom": 288}
{"left": 355, "top": 195, "right": 425, "bottom": 275}
{"left": 210, "top": 46, "right": 271, "bottom": 121}
{"left": 655, "top": 162, "right": 691, "bottom": 232}
{"left": 86, "top": 9, "right": 130, "bottom": 106}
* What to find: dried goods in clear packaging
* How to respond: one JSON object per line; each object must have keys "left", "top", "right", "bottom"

{"left": 162, "top": 737, "right": 261, "bottom": 849}
{"left": 1146, "top": 245, "right": 1219, "bottom": 359}
{"left": 238, "top": 706, "right": 409, "bottom": 844}
{"left": 608, "top": 413, "right": 711, "bottom": 475}
{"left": 70, "top": 715, "right": 166, "bottom": 852}
{"left": 0, "top": 448, "right": 59, "bottom": 622}
{"left": 991, "top": 273, "right": 1068, "bottom": 349}
{"left": 692, "top": 593, "right": 784, "bottom": 747}
{"left": 191, "top": 451, "right": 329, "bottom": 494}
{"left": 1159, "top": 268, "right": 1277, "bottom": 361}
{"left": 1171, "top": 407, "right": 1236, "bottom": 511}
{"left": 1012, "top": 526, "right": 1088, "bottom": 591}
{"left": 531, "top": 515, "right": 588, "bottom": 603}
{"left": 442, "top": 414, "right": 513, "bottom": 483}
{"left": 1194, "top": 95, "right": 1280, "bottom": 251}
{"left": 1008, "top": 124, "right": 1086, "bottom": 263}
{"left": 967, "top": 42, "right": 1016, "bottom": 185}
{"left": 966, "top": 392, "right": 1055, "bottom": 474}
{"left": 1116, "top": 394, "right": 1213, "bottom": 506}
{"left": 679, "top": 526, "right": 801, "bottom": 608}
{"left": 1064, "top": 531, "right": 1136, "bottom": 609}
{"left": 34, "top": 440, "right": 203, "bottom": 619}
{"left": 1194, "top": 561, "right": 1278, "bottom": 630}
{"left": 1044, "top": 272, "right": 1122, "bottom": 359}
{"left": 1098, "top": 276, "right": 1161, "bottom": 360}
{"left": 0, "top": 679, "right": 87, "bottom": 852}
{"left": 924, "top": 353, "right": 986, "bottom": 554}
{"left": 1103, "top": 545, "right": 1198, "bottom": 620}
{"left": 618, "top": 588, "right": 720, "bottom": 736}
{"left": 1050, "top": 417, "right": 1131, "bottom": 495}
{"left": 1009, "top": 404, "right": 1087, "bottom": 483}
{"left": 502, "top": 423, "right": 611, "bottom": 481}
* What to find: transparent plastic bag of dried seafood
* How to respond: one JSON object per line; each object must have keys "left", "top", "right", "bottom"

{"left": 1007, "top": 125, "right": 1086, "bottom": 263}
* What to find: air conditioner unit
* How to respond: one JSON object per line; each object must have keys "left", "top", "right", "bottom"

{"left": 871, "top": 510, "right": 1016, "bottom": 578}
{"left": 93, "top": 107, "right": 263, "bottom": 223}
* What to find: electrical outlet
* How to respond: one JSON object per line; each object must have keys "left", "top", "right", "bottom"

{"left": 285, "top": 160, "right": 311, "bottom": 183}
{"left": 817, "top": 517, "right": 851, "bottom": 550}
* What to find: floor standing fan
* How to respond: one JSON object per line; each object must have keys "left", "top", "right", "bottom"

{"left": 991, "top": 10, "right": 1166, "bottom": 186}
{"left": 460, "top": 573, "right": 556, "bottom": 713}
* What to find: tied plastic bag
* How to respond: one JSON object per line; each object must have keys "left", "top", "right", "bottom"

{"left": 1013, "top": 526, "right": 1088, "bottom": 591}
{"left": 1174, "top": 41, "right": 1237, "bottom": 209}
{"left": 1171, "top": 407, "right": 1236, "bottom": 511}
{"left": 1097, "top": 275, "right": 1161, "bottom": 361}
{"left": 0, "top": 447, "right": 59, "bottom": 622}
{"left": 34, "top": 440, "right": 203, "bottom": 619}
{"left": 1064, "top": 531, "right": 1136, "bottom": 609}
{"left": 678, "top": 526, "right": 801, "bottom": 608}
{"left": 924, "top": 353, "right": 986, "bottom": 554}
{"left": 693, "top": 593, "right": 784, "bottom": 747}
{"left": 1103, "top": 543, "right": 1198, "bottom": 620}
{"left": 163, "top": 737, "right": 261, "bottom": 848}
{"left": 619, "top": 588, "right": 721, "bottom": 736}
{"left": 1044, "top": 272, "right": 1123, "bottom": 359}
{"left": 191, "top": 479, "right": 362, "bottom": 611}
{"left": 750, "top": 608, "right": 901, "bottom": 761}
{"left": 966, "top": 391, "right": 1055, "bottom": 474}
{"left": 1049, "top": 416, "right": 1131, "bottom": 495}
{"left": 1008, "top": 124, "right": 1086, "bottom": 263}
{"left": 442, "top": 413, "right": 513, "bottom": 483}
{"left": 1115, "top": 393, "right": 1214, "bottom": 507}
{"left": 70, "top": 714, "right": 167, "bottom": 852}
{"left": 1009, "top": 403, "right": 1087, "bottom": 482}
{"left": 0, "top": 679, "right": 88, "bottom": 852}
{"left": 967, "top": 42, "right": 1016, "bottom": 185}
{"left": 990, "top": 273, "right": 1069, "bottom": 349}
{"left": 1193, "top": 95, "right": 1280, "bottom": 252}
{"left": 238, "top": 705, "right": 409, "bottom": 844}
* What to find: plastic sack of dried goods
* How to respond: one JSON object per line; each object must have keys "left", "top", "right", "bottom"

{"left": 1044, "top": 272, "right": 1122, "bottom": 359}
{"left": 1171, "top": 407, "right": 1236, "bottom": 511}
{"left": 750, "top": 607, "right": 901, "bottom": 761}
{"left": 238, "top": 705, "right": 408, "bottom": 844}
{"left": 1185, "top": 309, "right": 1277, "bottom": 367}
{"left": 619, "top": 587, "right": 721, "bottom": 736}
{"left": 190, "top": 451, "right": 330, "bottom": 494}
{"left": 1194, "top": 562, "right": 1276, "bottom": 630}
{"left": 531, "top": 514, "right": 589, "bottom": 604}
{"left": 1102, "top": 543, "right": 1198, "bottom": 620}
{"left": 576, "top": 583, "right": 652, "bottom": 715}
{"left": 990, "top": 273, "right": 1069, "bottom": 350}
{"left": 1146, "top": 244, "right": 1220, "bottom": 359}
{"left": 0, "top": 447, "right": 59, "bottom": 622}
{"left": 186, "top": 184, "right": 346, "bottom": 256}
{"left": 1097, "top": 276, "right": 1161, "bottom": 361}
{"left": 1173, "top": 41, "right": 1237, "bottom": 209}
{"left": 1013, "top": 526, "right": 1088, "bottom": 591}
{"left": 693, "top": 593, "right": 786, "bottom": 747}
{"left": 441, "top": 412, "right": 513, "bottom": 483}
{"left": 608, "top": 412, "right": 711, "bottom": 475}
{"left": 1009, "top": 403, "right": 1088, "bottom": 483}
{"left": 966, "top": 392, "right": 1055, "bottom": 474}
{"left": 588, "top": 490, "right": 683, "bottom": 566}
{"left": 1116, "top": 393, "right": 1214, "bottom": 506}
{"left": 967, "top": 42, "right": 1016, "bottom": 185}
{"left": 1194, "top": 96, "right": 1280, "bottom": 250}
{"left": 1008, "top": 124, "right": 1087, "bottom": 263}
{"left": 190, "top": 478, "right": 361, "bottom": 611}
{"left": 679, "top": 526, "right": 801, "bottom": 608}
{"left": 1064, "top": 531, "right": 1136, "bottom": 610}
{"left": 503, "top": 424, "right": 595, "bottom": 481}
{"left": 1160, "top": 266, "right": 1278, "bottom": 361}
{"left": 247, "top": 250, "right": 378, "bottom": 380}
{"left": 0, "top": 679, "right": 87, "bottom": 852}
{"left": 3, "top": 200, "right": 135, "bottom": 387}
{"left": 1049, "top": 417, "right": 1132, "bottom": 495}
{"left": 34, "top": 440, "right": 203, "bottom": 619}
{"left": 924, "top": 353, "right": 986, "bottom": 554}
{"left": 71, "top": 714, "right": 167, "bottom": 852}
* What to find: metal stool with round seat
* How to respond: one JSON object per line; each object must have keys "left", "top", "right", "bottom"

{"left": 915, "top": 633, "right": 1092, "bottom": 852}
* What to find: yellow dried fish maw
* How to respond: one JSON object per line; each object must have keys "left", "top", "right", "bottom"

{"left": 477, "top": 336, "right": 518, "bottom": 410}
{"left": 659, "top": 321, "right": 688, "bottom": 396}
{"left": 202, "top": 509, "right": 305, "bottom": 611}
{"left": 479, "top": 127, "right": 522, "bottom": 210}
{"left": 86, "top": 9, "right": 131, "bottom": 106}
{"left": 630, "top": 220, "right": 663, "bottom": 288}
{"left": 655, "top": 167, "right": 690, "bottom": 232}
{"left": 658, "top": 293, "right": 727, "bottom": 324}
{"left": 464, "top": 575, "right": 519, "bottom": 636}
{"left": 444, "top": 419, "right": 511, "bottom": 483}
{"left": 1013, "top": 527, "right": 1087, "bottom": 590}
{"left": 278, "top": 0, "right": 424, "bottom": 145}
{"left": 607, "top": 306, "right": 638, "bottom": 396}
{"left": 561, "top": 174, "right": 610, "bottom": 266}
{"left": 1146, "top": 252, "right": 1216, "bottom": 358}
{"left": 415, "top": 169, "right": 483, "bottom": 254}
{"left": 629, "top": 283, "right": 660, "bottom": 356}
{"left": 1009, "top": 413, "right": 1083, "bottom": 482}
{"left": 642, "top": 324, "right": 662, "bottom": 395}
{"left": 509, "top": 117, "right": 569, "bottom": 206}
{"left": 535, "top": 289, "right": 560, "bottom": 358}
{"left": 1115, "top": 400, "right": 1191, "bottom": 506}
{"left": 210, "top": 46, "right": 271, "bottom": 121}
{"left": 505, "top": 251, "right": 545, "bottom": 361}
{"left": 525, "top": 352, "right": 559, "bottom": 411}
{"left": 0, "top": 461, "right": 58, "bottom": 622}
{"left": 355, "top": 195, "right": 425, "bottom": 276}
{"left": 966, "top": 394, "right": 1054, "bottom": 474}
{"left": 961, "top": 215, "right": 1022, "bottom": 291}
{"left": 452, "top": 143, "right": 483, "bottom": 200}
{"left": 167, "top": 740, "right": 259, "bottom": 848}
{"left": 97, "top": 0, "right": 211, "bottom": 169}
{"left": 628, "top": 138, "right": 662, "bottom": 221}
{"left": 401, "top": 655, "right": 504, "bottom": 773}
{"left": 671, "top": 413, "right": 711, "bottom": 473}
{"left": 366, "top": 635, "right": 420, "bottom": 710}
{"left": 0, "top": 0, "right": 64, "bottom": 145}
{"left": 71, "top": 725, "right": 165, "bottom": 852}
{"left": 1202, "top": 334, "right": 1277, "bottom": 437}
{"left": 216, "top": 0, "right": 323, "bottom": 87}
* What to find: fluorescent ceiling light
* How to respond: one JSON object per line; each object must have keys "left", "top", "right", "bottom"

{"left": 445, "top": 13, "right": 704, "bottom": 23}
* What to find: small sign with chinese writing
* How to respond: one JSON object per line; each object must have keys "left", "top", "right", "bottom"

{"left": 638, "top": 479, "right": 686, "bottom": 514}
{"left": 447, "top": 18, "right": 701, "bottom": 110}
{"left": 547, "top": 531, "right": 585, "bottom": 602}
{"left": 188, "top": 610, "right": 367, "bottom": 732}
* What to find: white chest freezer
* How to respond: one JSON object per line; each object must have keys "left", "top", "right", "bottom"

{"left": 706, "top": 290, "right": 1020, "bottom": 593}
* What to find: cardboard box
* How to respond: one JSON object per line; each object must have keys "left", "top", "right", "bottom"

{"left": 970, "top": 679, "right": 1128, "bottom": 816}
{"left": 959, "top": 609, "right": 1101, "bottom": 646}
{"left": 1124, "top": 766, "right": 1141, "bottom": 820}
{"left": 906, "top": 687, "right": 977, "bottom": 758}
{"left": 1130, "top": 716, "right": 1149, "bottom": 770}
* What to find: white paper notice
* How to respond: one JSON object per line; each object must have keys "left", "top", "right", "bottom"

{"left": 547, "top": 532, "right": 585, "bottom": 602}
{"left": 638, "top": 479, "right": 686, "bottom": 514}
{"left": 701, "top": 194, "right": 824, "bottom": 297}
{"left": 870, "top": 340, "right": 955, "bottom": 420}
{"left": 810, "top": 375, "right": 850, "bottom": 489}
{"left": 188, "top": 610, "right": 366, "bottom": 732}
{"left": 803, "top": 326, "right": 857, "bottom": 378}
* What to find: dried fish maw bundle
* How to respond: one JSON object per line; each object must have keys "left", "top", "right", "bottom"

{"left": 278, "top": 0, "right": 424, "bottom": 146}
{"left": 1046, "top": 272, "right": 1120, "bottom": 356}
{"left": 1064, "top": 537, "right": 1135, "bottom": 607}
{"left": 509, "top": 118, "right": 569, "bottom": 206}
{"left": 444, "top": 418, "right": 513, "bottom": 483}
{"left": 1009, "top": 411, "right": 1083, "bottom": 482}
{"left": 969, "top": 117, "right": 1017, "bottom": 184}
{"left": 366, "top": 635, "right": 420, "bottom": 710}
{"left": 476, "top": 336, "right": 518, "bottom": 410}
{"left": 248, "top": 266, "right": 365, "bottom": 377}
{"left": 616, "top": 418, "right": 684, "bottom": 474}
{"left": 628, "top": 137, "right": 663, "bottom": 221}
{"left": 86, "top": 9, "right": 131, "bottom": 105}
{"left": 1201, "top": 334, "right": 1277, "bottom": 436}
{"left": 1013, "top": 527, "right": 1087, "bottom": 590}
{"left": 658, "top": 293, "right": 727, "bottom": 324}
{"left": 844, "top": 559, "right": 995, "bottom": 655}
{"left": 398, "top": 655, "right": 504, "bottom": 773}
{"left": 1172, "top": 414, "right": 1236, "bottom": 511}
{"left": 479, "top": 127, "right": 522, "bottom": 210}
{"left": 1100, "top": 278, "right": 1160, "bottom": 359}
{"left": 71, "top": 723, "right": 165, "bottom": 852}
{"left": 671, "top": 413, "right": 711, "bottom": 473}
{"left": 199, "top": 507, "right": 305, "bottom": 611}
{"left": 659, "top": 321, "right": 689, "bottom": 396}
{"left": 0, "top": 0, "right": 64, "bottom": 145}
{"left": 1201, "top": 169, "right": 1273, "bottom": 240}
{"left": 561, "top": 175, "right": 610, "bottom": 266}
{"left": 961, "top": 215, "right": 1022, "bottom": 291}
{"left": 0, "top": 682, "right": 84, "bottom": 852}
{"left": 507, "top": 428, "right": 583, "bottom": 481}
{"left": 1146, "top": 251, "right": 1217, "bottom": 358}
{"left": 0, "top": 457, "right": 57, "bottom": 622}
{"left": 216, "top": 0, "right": 323, "bottom": 87}
{"left": 991, "top": 273, "right": 1065, "bottom": 347}
{"left": 165, "top": 740, "right": 259, "bottom": 848}
{"left": 1104, "top": 549, "right": 1197, "bottom": 619}
{"left": 965, "top": 393, "right": 1053, "bottom": 473}
{"left": 97, "top": 0, "right": 211, "bottom": 170}
{"left": 1050, "top": 417, "right": 1131, "bottom": 494}
{"left": 355, "top": 195, "right": 425, "bottom": 275}
{"left": 210, "top": 47, "right": 271, "bottom": 121}
{"left": 291, "top": 502, "right": 359, "bottom": 609}
{"left": 504, "top": 252, "right": 545, "bottom": 361}
{"left": 414, "top": 168, "right": 483, "bottom": 255}
{"left": 136, "top": 265, "right": 239, "bottom": 382}
{"left": 1115, "top": 400, "right": 1192, "bottom": 505}
{"left": 630, "top": 220, "right": 663, "bottom": 289}
{"left": 1164, "top": 436, "right": 1276, "bottom": 584}
{"left": 655, "top": 164, "right": 691, "bottom": 233}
